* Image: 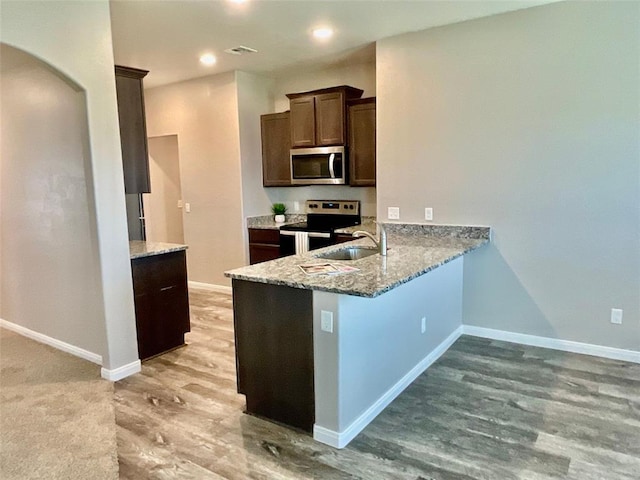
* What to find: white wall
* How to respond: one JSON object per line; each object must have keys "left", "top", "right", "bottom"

{"left": 377, "top": 2, "right": 639, "bottom": 351}
{"left": 144, "top": 72, "right": 245, "bottom": 285}
{"left": 267, "top": 62, "right": 378, "bottom": 216}
{"left": 0, "top": 1, "right": 139, "bottom": 372}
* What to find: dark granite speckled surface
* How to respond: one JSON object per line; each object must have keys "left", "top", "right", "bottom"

{"left": 225, "top": 224, "right": 490, "bottom": 298}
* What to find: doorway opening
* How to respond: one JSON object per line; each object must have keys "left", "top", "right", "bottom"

{"left": 144, "top": 135, "right": 185, "bottom": 244}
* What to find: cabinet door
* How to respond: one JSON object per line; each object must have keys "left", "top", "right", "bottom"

{"left": 249, "top": 244, "right": 281, "bottom": 265}
{"left": 131, "top": 251, "right": 190, "bottom": 360}
{"left": 260, "top": 112, "right": 291, "bottom": 186}
{"left": 290, "top": 96, "right": 316, "bottom": 148}
{"left": 316, "top": 92, "right": 345, "bottom": 146}
{"left": 115, "top": 66, "right": 150, "bottom": 194}
{"left": 348, "top": 99, "right": 376, "bottom": 186}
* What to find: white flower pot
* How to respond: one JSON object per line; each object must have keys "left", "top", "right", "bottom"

{"left": 274, "top": 214, "right": 286, "bottom": 223}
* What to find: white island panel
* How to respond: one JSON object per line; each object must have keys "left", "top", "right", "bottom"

{"left": 313, "top": 256, "right": 464, "bottom": 448}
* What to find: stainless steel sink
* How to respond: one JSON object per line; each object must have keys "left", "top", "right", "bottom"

{"left": 315, "top": 246, "right": 379, "bottom": 261}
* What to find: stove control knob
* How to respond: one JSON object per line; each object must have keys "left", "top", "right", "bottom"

{"left": 349, "top": 205, "right": 354, "bottom": 209}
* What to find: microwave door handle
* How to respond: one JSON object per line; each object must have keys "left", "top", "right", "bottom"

{"left": 328, "top": 153, "right": 336, "bottom": 179}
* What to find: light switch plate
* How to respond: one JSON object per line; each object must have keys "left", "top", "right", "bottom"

{"left": 321, "top": 310, "right": 334, "bottom": 333}
{"left": 184, "top": 203, "right": 191, "bottom": 213}
{"left": 388, "top": 207, "right": 400, "bottom": 220}
{"left": 425, "top": 208, "right": 433, "bottom": 221}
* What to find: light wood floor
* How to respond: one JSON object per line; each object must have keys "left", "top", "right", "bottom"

{"left": 115, "top": 288, "right": 640, "bottom": 479}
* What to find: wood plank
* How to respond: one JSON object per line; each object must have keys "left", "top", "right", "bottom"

{"left": 115, "top": 287, "right": 640, "bottom": 479}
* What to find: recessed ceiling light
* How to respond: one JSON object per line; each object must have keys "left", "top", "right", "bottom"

{"left": 312, "top": 27, "right": 334, "bottom": 40}
{"left": 199, "top": 53, "right": 217, "bottom": 66}
{"left": 228, "top": 0, "right": 247, "bottom": 4}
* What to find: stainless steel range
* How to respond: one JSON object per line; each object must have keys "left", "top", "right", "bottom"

{"left": 280, "top": 200, "right": 361, "bottom": 255}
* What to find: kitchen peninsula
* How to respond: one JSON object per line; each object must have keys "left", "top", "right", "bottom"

{"left": 225, "top": 224, "right": 489, "bottom": 448}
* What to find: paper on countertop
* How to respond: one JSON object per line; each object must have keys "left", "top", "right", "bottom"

{"left": 299, "top": 263, "right": 360, "bottom": 276}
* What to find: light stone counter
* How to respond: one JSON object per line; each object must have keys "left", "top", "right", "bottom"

{"left": 246, "top": 214, "right": 307, "bottom": 230}
{"left": 129, "top": 240, "right": 188, "bottom": 259}
{"left": 225, "top": 224, "right": 490, "bottom": 298}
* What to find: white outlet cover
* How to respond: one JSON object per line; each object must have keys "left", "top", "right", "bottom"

{"left": 321, "top": 310, "right": 334, "bottom": 333}
{"left": 611, "top": 308, "right": 623, "bottom": 325}
{"left": 388, "top": 207, "right": 400, "bottom": 220}
{"left": 425, "top": 208, "right": 433, "bottom": 221}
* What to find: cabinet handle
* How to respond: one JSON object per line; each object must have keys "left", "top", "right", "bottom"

{"left": 160, "top": 286, "right": 175, "bottom": 292}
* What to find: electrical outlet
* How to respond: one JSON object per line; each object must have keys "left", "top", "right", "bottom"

{"left": 388, "top": 207, "right": 400, "bottom": 220}
{"left": 184, "top": 203, "right": 191, "bottom": 213}
{"left": 321, "top": 310, "right": 334, "bottom": 333}
{"left": 611, "top": 308, "right": 623, "bottom": 325}
{"left": 425, "top": 208, "right": 433, "bottom": 221}
{"left": 421, "top": 317, "right": 426, "bottom": 334}
{"left": 293, "top": 201, "right": 300, "bottom": 212}
{"left": 177, "top": 199, "right": 183, "bottom": 208}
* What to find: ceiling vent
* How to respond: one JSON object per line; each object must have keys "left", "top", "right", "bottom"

{"left": 224, "top": 46, "right": 258, "bottom": 56}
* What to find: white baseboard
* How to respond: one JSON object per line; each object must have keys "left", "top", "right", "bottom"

{"left": 0, "top": 318, "right": 102, "bottom": 365}
{"left": 101, "top": 360, "right": 141, "bottom": 381}
{"left": 188, "top": 281, "right": 232, "bottom": 294}
{"left": 462, "top": 325, "right": 640, "bottom": 364}
{"left": 314, "top": 325, "right": 464, "bottom": 449}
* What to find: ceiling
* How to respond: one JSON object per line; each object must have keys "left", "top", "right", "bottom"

{"left": 110, "top": 0, "right": 558, "bottom": 88}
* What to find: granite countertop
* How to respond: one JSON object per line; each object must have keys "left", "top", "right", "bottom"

{"left": 225, "top": 224, "right": 490, "bottom": 298}
{"left": 129, "top": 240, "right": 188, "bottom": 259}
{"left": 247, "top": 215, "right": 377, "bottom": 233}
{"left": 334, "top": 217, "right": 377, "bottom": 235}
{"left": 246, "top": 214, "right": 306, "bottom": 230}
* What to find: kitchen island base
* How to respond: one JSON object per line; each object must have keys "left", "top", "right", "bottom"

{"left": 232, "top": 256, "right": 464, "bottom": 448}
{"left": 232, "top": 280, "right": 314, "bottom": 432}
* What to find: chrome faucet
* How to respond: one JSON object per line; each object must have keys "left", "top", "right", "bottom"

{"left": 352, "top": 221, "right": 387, "bottom": 256}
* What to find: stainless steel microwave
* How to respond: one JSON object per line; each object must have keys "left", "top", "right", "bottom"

{"left": 290, "top": 146, "right": 346, "bottom": 185}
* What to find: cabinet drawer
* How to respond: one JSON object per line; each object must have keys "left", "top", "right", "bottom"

{"left": 248, "top": 228, "right": 280, "bottom": 245}
{"left": 131, "top": 250, "right": 187, "bottom": 293}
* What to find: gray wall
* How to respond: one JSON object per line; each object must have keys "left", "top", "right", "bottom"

{"left": 144, "top": 72, "right": 246, "bottom": 286}
{"left": 377, "top": 1, "right": 639, "bottom": 351}
{"left": 1, "top": 1, "right": 141, "bottom": 372}
{"left": 0, "top": 45, "right": 105, "bottom": 355}
{"left": 314, "top": 257, "right": 463, "bottom": 434}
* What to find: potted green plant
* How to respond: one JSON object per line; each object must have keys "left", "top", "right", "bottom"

{"left": 272, "top": 203, "right": 287, "bottom": 223}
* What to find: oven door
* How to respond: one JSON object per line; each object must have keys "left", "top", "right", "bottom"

{"left": 290, "top": 146, "right": 346, "bottom": 185}
{"left": 308, "top": 232, "right": 334, "bottom": 251}
{"left": 280, "top": 231, "right": 333, "bottom": 255}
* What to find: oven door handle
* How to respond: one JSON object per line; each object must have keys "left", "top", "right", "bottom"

{"left": 328, "top": 153, "right": 336, "bottom": 179}
{"left": 280, "top": 231, "right": 330, "bottom": 238}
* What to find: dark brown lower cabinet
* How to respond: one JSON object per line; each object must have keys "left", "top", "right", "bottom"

{"left": 232, "top": 280, "right": 314, "bottom": 432}
{"left": 131, "top": 251, "right": 190, "bottom": 360}
{"left": 334, "top": 234, "right": 354, "bottom": 245}
{"left": 248, "top": 228, "right": 281, "bottom": 264}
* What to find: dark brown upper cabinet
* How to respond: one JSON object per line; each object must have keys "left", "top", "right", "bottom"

{"left": 115, "top": 65, "right": 151, "bottom": 194}
{"left": 260, "top": 111, "right": 292, "bottom": 186}
{"left": 286, "top": 86, "right": 363, "bottom": 148}
{"left": 348, "top": 98, "right": 376, "bottom": 186}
